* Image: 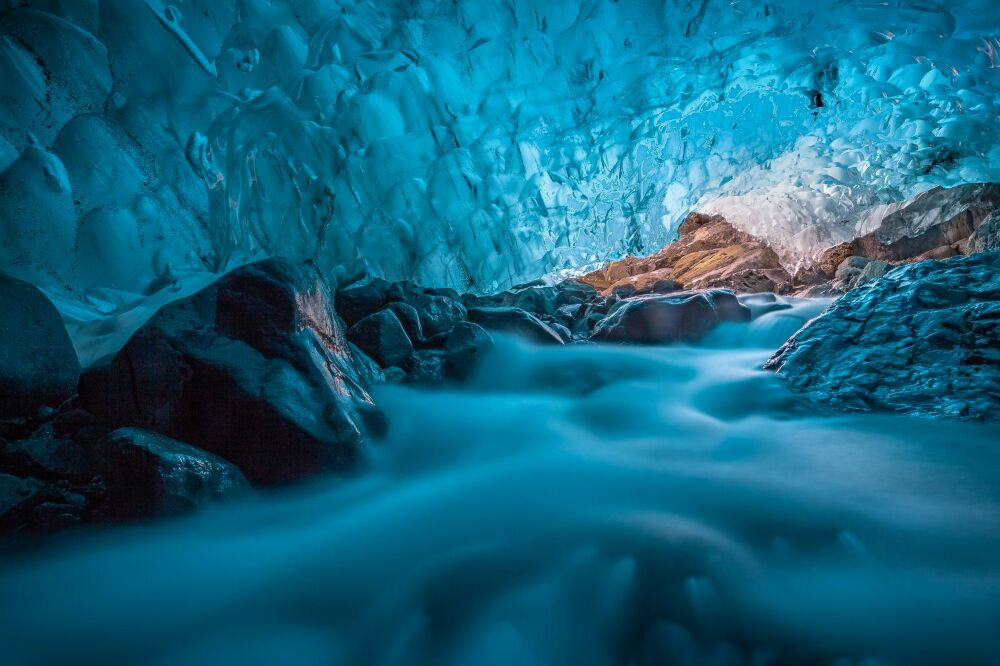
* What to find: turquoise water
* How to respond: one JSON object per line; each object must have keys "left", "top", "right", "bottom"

{"left": 2, "top": 301, "right": 998, "bottom": 665}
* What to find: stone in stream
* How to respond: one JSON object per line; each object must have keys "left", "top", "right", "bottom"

{"left": 443, "top": 322, "right": 495, "bottom": 381}
{"left": 468, "top": 306, "right": 564, "bottom": 344}
{"left": 90, "top": 428, "right": 249, "bottom": 519}
{"left": 766, "top": 251, "right": 1000, "bottom": 421}
{"left": 591, "top": 289, "right": 751, "bottom": 344}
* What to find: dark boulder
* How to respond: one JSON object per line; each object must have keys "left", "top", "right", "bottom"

{"left": 335, "top": 278, "right": 390, "bottom": 327}
{"left": 0, "top": 273, "right": 80, "bottom": 418}
{"left": 766, "top": 251, "right": 1000, "bottom": 421}
{"left": 0, "top": 471, "right": 97, "bottom": 531}
{"left": 468, "top": 306, "right": 564, "bottom": 344}
{"left": 554, "top": 280, "right": 600, "bottom": 306}
{"left": 348, "top": 309, "right": 414, "bottom": 368}
{"left": 385, "top": 302, "right": 425, "bottom": 344}
{"left": 591, "top": 290, "right": 751, "bottom": 344}
{"left": 80, "top": 258, "right": 380, "bottom": 485}
{"left": 91, "top": 428, "right": 249, "bottom": 519}
{"left": 406, "top": 294, "right": 468, "bottom": 337}
{"left": 0, "top": 473, "right": 43, "bottom": 529}
{"left": 403, "top": 350, "right": 445, "bottom": 385}
{"left": 444, "top": 322, "right": 494, "bottom": 381}
{"left": 2, "top": 438, "right": 90, "bottom": 479}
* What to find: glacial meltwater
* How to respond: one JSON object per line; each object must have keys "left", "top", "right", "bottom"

{"left": 1, "top": 300, "right": 998, "bottom": 666}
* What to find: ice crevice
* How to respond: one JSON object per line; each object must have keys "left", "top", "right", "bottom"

{"left": 0, "top": 0, "right": 997, "bottom": 356}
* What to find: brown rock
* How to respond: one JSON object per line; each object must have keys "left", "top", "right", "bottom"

{"left": 578, "top": 213, "right": 792, "bottom": 295}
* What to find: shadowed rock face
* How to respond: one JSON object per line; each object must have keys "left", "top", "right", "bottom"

{"left": 578, "top": 213, "right": 793, "bottom": 296}
{"left": 766, "top": 251, "right": 1000, "bottom": 421}
{"left": 0, "top": 273, "right": 80, "bottom": 418}
{"left": 80, "top": 258, "right": 381, "bottom": 486}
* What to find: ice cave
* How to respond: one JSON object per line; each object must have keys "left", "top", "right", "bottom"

{"left": 0, "top": 1, "right": 999, "bottom": 664}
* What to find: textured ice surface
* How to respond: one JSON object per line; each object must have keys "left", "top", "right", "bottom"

{"left": 0, "top": 0, "right": 998, "bottom": 309}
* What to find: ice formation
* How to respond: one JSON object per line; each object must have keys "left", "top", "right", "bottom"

{"left": 1, "top": 0, "right": 998, "bottom": 310}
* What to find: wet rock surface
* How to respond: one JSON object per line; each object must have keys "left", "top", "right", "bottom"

{"left": 766, "top": 251, "right": 1000, "bottom": 421}
{"left": 90, "top": 428, "right": 249, "bottom": 520}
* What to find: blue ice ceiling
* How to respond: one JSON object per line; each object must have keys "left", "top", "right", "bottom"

{"left": 1, "top": 0, "right": 998, "bottom": 302}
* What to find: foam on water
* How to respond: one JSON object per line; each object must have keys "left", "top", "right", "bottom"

{"left": 1, "top": 302, "right": 998, "bottom": 665}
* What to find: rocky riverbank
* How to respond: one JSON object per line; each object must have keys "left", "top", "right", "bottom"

{"left": 3, "top": 184, "right": 1000, "bottom": 532}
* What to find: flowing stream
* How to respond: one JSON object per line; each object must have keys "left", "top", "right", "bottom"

{"left": 1, "top": 299, "right": 998, "bottom": 665}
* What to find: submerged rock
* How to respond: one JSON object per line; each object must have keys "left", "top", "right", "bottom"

{"left": 81, "top": 258, "right": 380, "bottom": 485}
{"left": 766, "top": 251, "right": 1000, "bottom": 421}
{"left": 443, "top": 322, "right": 495, "bottom": 381}
{"left": 0, "top": 273, "right": 80, "bottom": 418}
{"left": 591, "top": 289, "right": 751, "bottom": 344}
{"left": 91, "top": 428, "right": 249, "bottom": 519}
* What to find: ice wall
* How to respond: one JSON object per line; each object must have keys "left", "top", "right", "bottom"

{"left": 1, "top": 0, "right": 998, "bottom": 305}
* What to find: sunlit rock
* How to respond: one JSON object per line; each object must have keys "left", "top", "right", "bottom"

{"left": 580, "top": 213, "right": 793, "bottom": 295}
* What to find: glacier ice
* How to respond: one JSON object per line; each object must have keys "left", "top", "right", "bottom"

{"left": 0, "top": 0, "right": 998, "bottom": 337}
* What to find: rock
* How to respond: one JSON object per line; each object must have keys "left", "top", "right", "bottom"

{"left": 387, "top": 281, "right": 425, "bottom": 302}
{"left": 968, "top": 211, "right": 1000, "bottom": 253}
{"left": 800, "top": 184, "right": 1000, "bottom": 291}
{"left": 382, "top": 367, "right": 407, "bottom": 384}
{"left": 0, "top": 273, "right": 80, "bottom": 418}
{"left": 91, "top": 428, "right": 249, "bottom": 519}
{"left": 444, "top": 322, "right": 495, "bottom": 380}
{"left": 737, "top": 293, "right": 794, "bottom": 319}
{"left": 851, "top": 182, "right": 1000, "bottom": 248}
{"left": 579, "top": 213, "right": 792, "bottom": 295}
{"left": 468, "top": 306, "right": 565, "bottom": 344}
{"left": 0, "top": 473, "right": 43, "bottom": 528}
{"left": 335, "top": 278, "right": 390, "bottom": 327}
{"left": 406, "top": 294, "right": 467, "bottom": 337}
{"left": 2, "top": 438, "right": 90, "bottom": 478}
{"left": 591, "top": 290, "right": 751, "bottom": 344}
{"left": 554, "top": 280, "right": 599, "bottom": 306}
{"left": 426, "top": 286, "right": 462, "bottom": 301}
{"left": 385, "top": 302, "right": 425, "bottom": 344}
{"left": 0, "top": 471, "right": 98, "bottom": 531}
{"left": 80, "top": 258, "right": 380, "bottom": 486}
{"left": 403, "top": 350, "right": 445, "bottom": 385}
{"left": 348, "top": 342, "right": 386, "bottom": 385}
{"left": 766, "top": 251, "right": 1000, "bottom": 421}
{"left": 548, "top": 320, "right": 573, "bottom": 343}
{"left": 348, "top": 309, "right": 415, "bottom": 368}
